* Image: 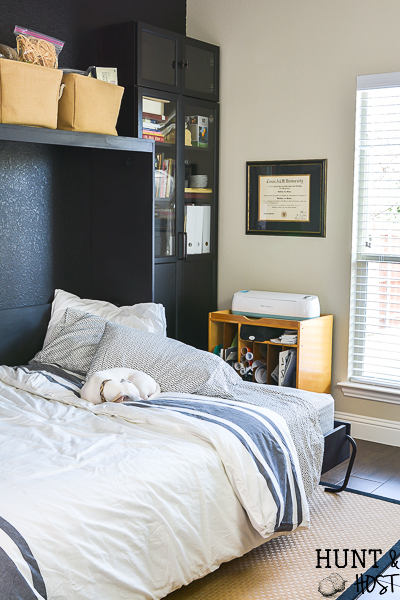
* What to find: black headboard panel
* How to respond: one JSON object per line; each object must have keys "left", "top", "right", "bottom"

{"left": 0, "top": 304, "right": 51, "bottom": 366}
{"left": 0, "top": 128, "right": 154, "bottom": 366}
{"left": 0, "top": 142, "right": 92, "bottom": 310}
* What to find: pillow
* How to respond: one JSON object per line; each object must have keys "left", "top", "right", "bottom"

{"left": 87, "top": 321, "right": 241, "bottom": 397}
{"left": 32, "top": 308, "right": 107, "bottom": 374}
{"left": 43, "top": 289, "right": 167, "bottom": 347}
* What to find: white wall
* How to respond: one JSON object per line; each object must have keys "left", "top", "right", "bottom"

{"left": 187, "top": 0, "right": 400, "bottom": 423}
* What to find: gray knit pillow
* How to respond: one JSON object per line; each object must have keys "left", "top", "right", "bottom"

{"left": 87, "top": 321, "right": 240, "bottom": 396}
{"left": 31, "top": 308, "right": 106, "bottom": 374}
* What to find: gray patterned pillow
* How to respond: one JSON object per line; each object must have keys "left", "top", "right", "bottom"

{"left": 31, "top": 308, "right": 106, "bottom": 374}
{"left": 87, "top": 321, "right": 240, "bottom": 396}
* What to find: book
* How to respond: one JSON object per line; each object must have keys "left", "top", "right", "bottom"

{"left": 156, "top": 158, "right": 175, "bottom": 198}
{"left": 143, "top": 112, "right": 166, "bottom": 122}
{"left": 143, "top": 131, "right": 164, "bottom": 142}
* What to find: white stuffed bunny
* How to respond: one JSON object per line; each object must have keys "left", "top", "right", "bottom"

{"left": 81, "top": 368, "right": 160, "bottom": 404}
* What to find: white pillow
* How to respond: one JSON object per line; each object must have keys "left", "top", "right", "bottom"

{"left": 43, "top": 289, "right": 167, "bottom": 347}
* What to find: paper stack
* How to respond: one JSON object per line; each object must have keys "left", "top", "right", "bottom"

{"left": 270, "top": 330, "right": 298, "bottom": 344}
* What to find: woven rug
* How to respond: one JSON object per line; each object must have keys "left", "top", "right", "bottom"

{"left": 165, "top": 486, "right": 400, "bottom": 600}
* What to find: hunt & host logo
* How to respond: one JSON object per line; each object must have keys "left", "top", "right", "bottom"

{"left": 316, "top": 548, "right": 400, "bottom": 596}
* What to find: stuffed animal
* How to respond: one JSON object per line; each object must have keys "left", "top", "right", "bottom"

{"left": 81, "top": 368, "right": 160, "bottom": 404}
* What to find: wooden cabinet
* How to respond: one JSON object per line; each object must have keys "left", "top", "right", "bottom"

{"left": 208, "top": 310, "right": 333, "bottom": 394}
{"left": 97, "top": 21, "right": 219, "bottom": 349}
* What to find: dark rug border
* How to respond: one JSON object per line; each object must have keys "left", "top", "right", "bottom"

{"left": 319, "top": 482, "right": 400, "bottom": 506}
{"left": 319, "top": 483, "right": 400, "bottom": 599}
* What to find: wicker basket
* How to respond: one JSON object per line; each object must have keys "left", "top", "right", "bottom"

{"left": 57, "top": 73, "right": 124, "bottom": 136}
{"left": 0, "top": 58, "right": 63, "bottom": 128}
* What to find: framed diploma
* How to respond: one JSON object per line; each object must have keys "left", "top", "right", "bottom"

{"left": 246, "top": 159, "right": 327, "bottom": 237}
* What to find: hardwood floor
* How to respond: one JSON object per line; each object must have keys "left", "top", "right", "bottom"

{"left": 321, "top": 439, "right": 400, "bottom": 500}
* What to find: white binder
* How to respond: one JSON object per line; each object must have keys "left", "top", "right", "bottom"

{"left": 202, "top": 205, "right": 211, "bottom": 253}
{"left": 185, "top": 205, "right": 203, "bottom": 254}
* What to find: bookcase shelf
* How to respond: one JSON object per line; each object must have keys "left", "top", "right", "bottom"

{"left": 208, "top": 310, "right": 333, "bottom": 394}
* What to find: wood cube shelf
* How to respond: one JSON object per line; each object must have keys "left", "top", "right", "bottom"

{"left": 208, "top": 310, "right": 333, "bottom": 394}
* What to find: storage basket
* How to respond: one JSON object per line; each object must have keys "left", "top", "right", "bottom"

{"left": 57, "top": 73, "right": 124, "bottom": 136}
{"left": 0, "top": 58, "right": 63, "bottom": 129}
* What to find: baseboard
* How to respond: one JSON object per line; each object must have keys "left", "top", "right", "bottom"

{"left": 335, "top": 411, "right": 400, "bottom": 447}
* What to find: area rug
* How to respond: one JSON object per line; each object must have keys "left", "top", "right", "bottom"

{"left": 165, "top": 486, "right": 400, "bottom": 600}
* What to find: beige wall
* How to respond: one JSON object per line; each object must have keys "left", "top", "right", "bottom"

{"left": 187, "top": 0, "right": 400, "bottom": 422}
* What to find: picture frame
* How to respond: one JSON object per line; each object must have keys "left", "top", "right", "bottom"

{"left": 246, "top": 159, "right": 327, "bottom": 237}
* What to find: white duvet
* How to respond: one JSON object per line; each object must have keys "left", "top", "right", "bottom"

{"left": 0, "top": 365, "right": 309, "bottom": 600}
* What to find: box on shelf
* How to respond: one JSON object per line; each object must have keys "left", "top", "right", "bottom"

{"left": 87, "top": 66, "right": 118, "bottom": 85}
{"left": 187, "top": 115, "right": 208, "bottom": 147}
{"left": 0, "top": 58, "right": 63, "bottom": 129}
{"left": 143, "top": 97, "right": 169, "bottom": 117}
{"left": 57, "top": 73, "right": 124, "bottom": 136}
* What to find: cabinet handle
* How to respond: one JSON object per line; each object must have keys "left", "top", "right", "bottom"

{"left": 178, "top": 232, "right": 187, "bottom": 259}
{"left": 178, "top": 60, "right": 189, "bottom": 68}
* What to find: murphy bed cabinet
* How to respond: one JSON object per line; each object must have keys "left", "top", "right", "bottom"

{"left": 0, "top": 125, "right": 154, "bottom": 367}
{"left": 97, "top": 22, "right": 220, "bottom": 350}
{"left": 208, "top": 310, "right": 333, "bottom": 393}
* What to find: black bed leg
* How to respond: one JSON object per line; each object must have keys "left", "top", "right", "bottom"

{"left": 324, "top": 435, "right": 357, "bottom": 493}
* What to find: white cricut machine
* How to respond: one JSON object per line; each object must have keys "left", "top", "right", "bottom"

{"left": 232, "top": 290, "right": 320, "bottom": 320}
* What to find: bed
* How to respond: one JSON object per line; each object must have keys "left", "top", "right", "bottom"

{"left": 0, "top": 290, "right": 349, "bottom": 600}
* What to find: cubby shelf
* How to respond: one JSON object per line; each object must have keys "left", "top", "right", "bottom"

{"left": 208, "top": 310, "right": 333, "bottom": 394}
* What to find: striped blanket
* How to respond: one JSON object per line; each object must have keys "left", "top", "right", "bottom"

{"left": 127, "top": 394, "right": 307, "bottom": 534}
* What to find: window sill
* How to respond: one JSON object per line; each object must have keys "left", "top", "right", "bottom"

{"left": 337, "top": 381, "right": 400, "bottom": 405}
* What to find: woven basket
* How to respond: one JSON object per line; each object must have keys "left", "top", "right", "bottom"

{"left": 0, "top": 58, "right": 63, "bottom": 129}
{"left": 57, "top": 73, "right": 124, "bottom": 136}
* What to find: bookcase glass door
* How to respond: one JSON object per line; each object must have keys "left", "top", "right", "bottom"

{"left": 184, "top": 102, "right": 215, "bottom": 255}
{"left": 142, "top": 95, "right": 177, "bottom": 258}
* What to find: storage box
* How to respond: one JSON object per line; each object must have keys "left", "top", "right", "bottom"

{"left": 188, "top": 115, "right": 208, "bottom": 147}
{"left": 0, "top": 58, "right": 63, "bottom": 129}
{"left": 57, "top": 73, "right": 124, "bottom": 136}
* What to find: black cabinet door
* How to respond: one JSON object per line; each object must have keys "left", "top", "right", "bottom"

{"left": 154, "top": 262, "right": 177, "bottom": 339}
{"left": 182, "top": 37, "right": 219, "bottom": 102}
{"left": 137, "top": 22, "right": 181, "bottom": 94}
{"left": 137, "top": 23, "right": 219, "bottom": 102}
{"left": 177, "top": 258, "right": 217, "bottom": 350}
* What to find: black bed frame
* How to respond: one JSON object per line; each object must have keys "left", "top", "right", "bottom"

{"left": 322, "top": 420, "right": 357, "bottom": 493}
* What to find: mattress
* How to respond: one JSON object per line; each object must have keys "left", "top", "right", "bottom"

{"left": 310, "top": 390, "right": 335, "bottom": 435}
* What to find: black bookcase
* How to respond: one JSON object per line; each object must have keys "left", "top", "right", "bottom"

{"left": 97, "top": 21, "right": 220, "bottom": 349}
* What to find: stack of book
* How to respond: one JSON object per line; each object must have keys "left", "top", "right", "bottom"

{"left": 270, "top": 330, "right": 298, "bottom": 344}
{"left": 142, "top": 98, "right": 179, "bottom": 144}
{"left": 155, "top": 154, "right": 175, "bottom": 199}
{"left": 142, "top": 97, "right": 168, "bottom": 142}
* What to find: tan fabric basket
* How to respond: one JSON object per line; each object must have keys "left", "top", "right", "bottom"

{"left": 57, "top": 73, "right": 124, "bottom": 136}
{"left": 0, "top": 58, "right": 63, "bottom": 129}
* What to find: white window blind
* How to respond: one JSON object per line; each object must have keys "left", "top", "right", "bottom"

{"left": 349, "top": 72, "right": 400, "bottom": 389}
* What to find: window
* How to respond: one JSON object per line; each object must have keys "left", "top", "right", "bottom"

{"left": 349, "top": 72, "right": 400, "bottom": 391}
